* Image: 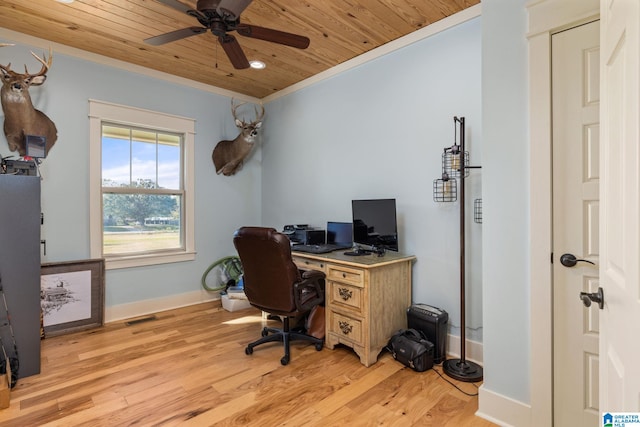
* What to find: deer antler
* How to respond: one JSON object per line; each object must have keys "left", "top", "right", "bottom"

{"left": 254, "top": 104, "right": 265, "bottom": 122}
{"left": 25, "top": 47, "right": 53, "bottom": 78}
{"left": 230, "top": 98, "right": 264, "bottom": 124}
{"left": 0, "top": 43, "right": 14, "bottom": 70}
{"left": 230, "top": 98, "right": 247, "bottom": 123}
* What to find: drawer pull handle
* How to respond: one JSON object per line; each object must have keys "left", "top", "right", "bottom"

{"left": 338, "top": 288, "right": 352, "bottom": 301}
{"left": 338, "top": 320, "right": 352, "bottom": 335}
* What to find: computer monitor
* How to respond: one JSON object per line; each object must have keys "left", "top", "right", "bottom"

{"left": 351, "top": 198, "right": 398, "bottom": 251}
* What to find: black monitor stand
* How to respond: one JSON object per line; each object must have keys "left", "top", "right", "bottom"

{"left": 344, "top": 247, "right": 370, "bottom": 256}
{"left": 344, "top": 246, "right": 387, "bottom": 257}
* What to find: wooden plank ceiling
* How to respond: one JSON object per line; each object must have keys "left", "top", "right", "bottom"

{"left": 0, "top": 0, "right": 479, "bottom": 99}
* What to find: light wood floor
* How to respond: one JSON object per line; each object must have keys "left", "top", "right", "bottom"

{"left": 2, "top": 302, "right": 496, "bottom": 426}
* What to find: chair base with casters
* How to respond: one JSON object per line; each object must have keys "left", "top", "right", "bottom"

{"left": 245, "top": 316, "right": 324, "bottom": 366}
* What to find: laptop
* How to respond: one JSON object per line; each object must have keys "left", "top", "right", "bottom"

{"left": 326, "top": 221, "right": 353, "bottom": 249}
{"left": 291, "top": 221, "right": 353, "bottom": 254}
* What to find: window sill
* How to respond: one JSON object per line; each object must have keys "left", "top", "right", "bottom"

{"left": 105, "top": 250, "right": 196, "bottom": 270}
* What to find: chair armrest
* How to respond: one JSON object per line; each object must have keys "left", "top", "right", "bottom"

{"left": 294, "top": 270, "right": 326, "bottom": 312}
{"left": 301, "top": 269, "right": 325, "bottom": 282}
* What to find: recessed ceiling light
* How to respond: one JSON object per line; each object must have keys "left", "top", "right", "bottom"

{"left": 55, "top": 0, "right": 75, "bottom": 3}
{"left": 249, "top": 60, "right": 266, "bottom": 70}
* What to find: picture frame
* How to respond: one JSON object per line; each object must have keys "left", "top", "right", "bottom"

{"left": 40, "top": 258, "right": 105, "bottom": 337}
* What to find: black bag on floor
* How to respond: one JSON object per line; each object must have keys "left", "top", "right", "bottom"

{"left": 387, "top": 328, "right": 434, "bottom": 372}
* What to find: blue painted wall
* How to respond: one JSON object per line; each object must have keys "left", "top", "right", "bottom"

{"left": 481, "top": 0, "right": 530, "bottom": 404}
{"left": 0, "top": 43, "right": 261, "bottom": 308}
{"left": 261, "top": 18, "right": 484, "bottom": 342}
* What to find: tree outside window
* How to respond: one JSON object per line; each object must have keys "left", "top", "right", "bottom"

{"left": 101, "top": 124, "right": 183, "bottom": 255}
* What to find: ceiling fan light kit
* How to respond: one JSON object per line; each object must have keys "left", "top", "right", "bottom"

{"left": 145, "top": 0, "right": 310, "bottom": 70}
{"left": 249, "top": 60, "right": 266, "bottom": 69}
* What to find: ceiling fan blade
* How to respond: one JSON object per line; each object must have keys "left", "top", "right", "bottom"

{"left": 216, "top": 0, "right": 254, "bottom": 21}
{"left": 144, "top": 27, "right": 208, "bottom": 45}
{"left": 236, "top": 24, "right": 310, "bottom": 49}
{"left": 219, "top": 34, "right": 250, "bottom": 69}
{"left": 155, "top": 0, "right": 193, "bottom": 15}
{"left": 156, "top": 0, "right": 207, "bottom": 21}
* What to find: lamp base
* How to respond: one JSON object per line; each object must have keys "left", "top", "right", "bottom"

{"left": 442, "top": 358, "right": 483, "bottom": 382}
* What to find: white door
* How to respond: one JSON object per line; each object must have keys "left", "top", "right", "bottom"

{"left": 552, "top": 20, "right": 601, "bottom": 427}
{"left": 599, "top": 0, "right": 640, "bottom": 416}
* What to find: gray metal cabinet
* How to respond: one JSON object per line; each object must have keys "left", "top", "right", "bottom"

{"left": 0, "top": 175, "right": 41, "bottom": 377}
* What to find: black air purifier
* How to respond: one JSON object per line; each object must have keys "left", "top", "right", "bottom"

{"left": 407, "top": 304, "right": 448, "bottom": 364}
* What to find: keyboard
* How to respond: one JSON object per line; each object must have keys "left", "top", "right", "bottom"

{"left": 292, "top": 243, "right": 350, "bottom": 254}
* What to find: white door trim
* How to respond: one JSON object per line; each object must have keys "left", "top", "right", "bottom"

{"left": 527, "top": 1, "right": 599, "bottom": 426}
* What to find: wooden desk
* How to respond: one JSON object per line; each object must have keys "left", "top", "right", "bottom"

{"left": 292, "top": 250, "right": 415, "bottom": 367}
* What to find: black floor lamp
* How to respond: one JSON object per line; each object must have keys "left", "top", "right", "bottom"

{"left": 433, "top": 116, "right": 483, "bottom": 382}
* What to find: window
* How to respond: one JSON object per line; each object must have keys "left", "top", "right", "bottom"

{"left": 102, "top": 124, "right": 183, "bottom": 255}
{"left": 89, "top": 100, "right": 195, "bottom": 269}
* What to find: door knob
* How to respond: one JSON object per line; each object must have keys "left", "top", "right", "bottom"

{"left": 560, "top": 253, "right": 595, "bottom": 267}
{"left": 580, "top": 287, "right": 604, "bottom": 309}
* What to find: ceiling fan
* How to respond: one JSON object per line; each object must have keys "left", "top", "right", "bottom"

{"left": 145, "top": 0, "right": 310, "bottom": 69}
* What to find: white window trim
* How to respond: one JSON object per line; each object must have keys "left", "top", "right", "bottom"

{"left": 89, "top": 99, "right": 196, "bottom": 269}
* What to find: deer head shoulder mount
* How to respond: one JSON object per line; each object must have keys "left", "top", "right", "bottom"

{"left": 212, "top": 99, "right": 264, "bottom": 176}
{"left": 0, "top": 46, "right": 58, "bottom": 157}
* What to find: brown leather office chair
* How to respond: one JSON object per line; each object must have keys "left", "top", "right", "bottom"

{"left": 233, "top": 226, "right": 325, "bottom": 365}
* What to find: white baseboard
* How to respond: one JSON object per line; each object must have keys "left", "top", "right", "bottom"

{"left": 105, "top": 289, "right": 220, "bottom": 323}
{"left": 107, "top": 297, "right": 485, "bottom": 363}
{"left": 108, "top": 299, "right": 486, "bottom": 366}
{"left": 476, "top": 385, "right": 532, "bottom": 427}
{"left": 446, "top": 333, "right": 484, "bottom": 365}
{"left": 444, "top": 337, "right": 531, "bottom": 427}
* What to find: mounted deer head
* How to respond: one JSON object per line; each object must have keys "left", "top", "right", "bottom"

{"left": 212, "top": 99, "right": 265, "bottom": 176}
{"left": 0, "top": 47, "right": 58, "bottom": 157}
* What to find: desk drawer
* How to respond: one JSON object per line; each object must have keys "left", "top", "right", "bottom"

{"left": 292, "top": 256, "right": 326, "bottom": 272}
{"left": 327, "top": 265, "right": 364, "bottom": 287}
{"left": 329, "top": 311, "right": 362, "bottom": 344}
{"left": 329, "top": 281, "right": 363, "bottom": 312}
